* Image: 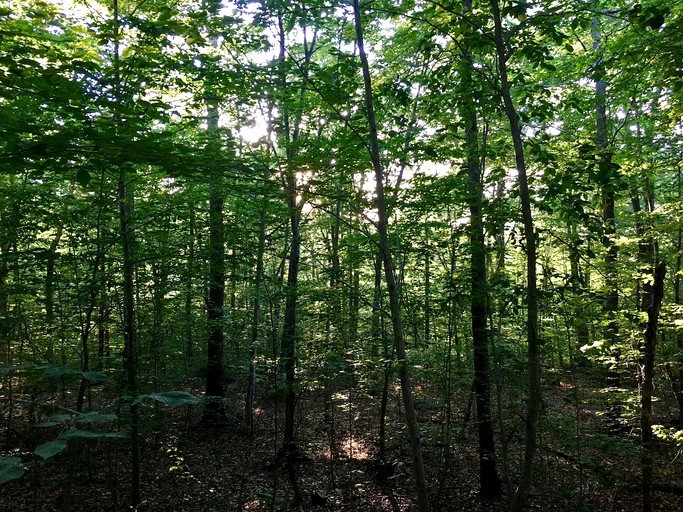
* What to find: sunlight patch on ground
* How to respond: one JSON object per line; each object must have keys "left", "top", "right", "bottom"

{"left": 340, "top": 435, "right": 370, "bottom": 460}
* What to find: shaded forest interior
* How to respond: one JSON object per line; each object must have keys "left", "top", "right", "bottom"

{"left": 1, "top": 0, "right": 683, "bottom": 511}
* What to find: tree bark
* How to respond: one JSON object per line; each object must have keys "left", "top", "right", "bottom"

{"left": 489, "top": 1, "right": 540, "bottom": 509}
{"left": 45, "top": 223, "right": 63, "bottom": 364}
{"left": 592, "top": 17, "right": 619, "bottom": 352}
{"left": 112, "top": 0, "right": 140, "bottom": 504}
{"left": 352, "top": 2, "right": 429, "bottom": 510}
{"left": 275, "top": 12, "right": 316, "bottom": 504}
{"left": 568, "top": 223, "right": 590, "bottom": 359}
{"left": 461, "top": 0, "right": 502, "bottom": 496}
{"left": 184, "top": 203, "right": 196, "bottom": 368}
{"left": 641, "top": 262, "right": 666, "bottom": 512}
{"left": 202, "top": 108, "right": 227, "bottom": 425}
{"left": 246, "top": 177, "right": 268, "bottom": 434}
{"left": 201, "top": 28, "right": 228, "bottom": 425}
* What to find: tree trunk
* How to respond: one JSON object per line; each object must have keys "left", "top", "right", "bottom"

{"left": 462, "top": 0, "right": 502, "bottom": 495}
{"left": 275, "top": 12, "right": 316, "bottom": 504}
{"left": 184, "top": 204, "right": 196, "bottom": 368}
{"left": 568, "top": 223, "right": 590, "bottom": 360}
{"left": 112, "top": 1, "right": 140, "bottom": 503}
{"left": 489, "top": 1, "right": 540, "bottom": 509}
{"left": 352, "top": 2, "right": 429, "bottom": 510}
{"left": 203, "top": 135, "right": 227, "bottom": 424}
{"left": 424, "top": 224, "right": 431, "bottom": 346}
{"left": 641, "top": 262, "right": 666, "bottom": 512}
{"left": 45, "top": 223, "right": 63, "bottom": 364}
{"left": 201, "top": 31, "right": 227, "bottom": 425}
{"left": 246, "top": 178, "right": 268, "bottom": 434}
{"left": 118, "top": 161, "right": 140, "bottom": 507}
{"left": 592, "top": 17, "right": 619, "bottom": 353}
{"left": 674, "top": 213, "right": 683, "bottom": 422}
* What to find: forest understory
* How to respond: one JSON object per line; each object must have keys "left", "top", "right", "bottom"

{"left": 2, "top": 0, "right": 683, "bottom": 511}
{"left": 2, "top": 366, "right": 683, "bottom": 512}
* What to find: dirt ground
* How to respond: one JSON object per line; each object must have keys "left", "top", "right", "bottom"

{"left": 2, "top": 369, "right": 683, "bottom": 511}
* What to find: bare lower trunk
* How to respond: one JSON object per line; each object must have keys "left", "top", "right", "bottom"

{"left": 202, "top": 32, "right": 227, "bottom": 425}
{"left": 641, "top": 262, "right": 666, "bottom": 512}
{"left": 246, "top": 185, "right": 267, "bottom": 434}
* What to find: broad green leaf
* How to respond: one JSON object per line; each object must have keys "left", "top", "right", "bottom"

{"left": 121, "top": 46, "right": 135, "bottom": 59}
{"left": 133, "top": 391, "right": 201, "bottom": 407}
{"left": 75, "top": 412, "right": 117, "bottom": 424}
{"left": 0, "top": 364, "right": 32, "bottom": 376}
{"left": 42, "top": 365, "right": 76, "bottom": 379}
{"left": 35, "top": 440, "right": 67, "bottom": 459}
{"left": 36, "top": 413, "right": 72, "bottom": 427}
{"left": 0, "top": 457, "right": 24, "bottom": 484}
{"left": 82, "top": 371, "right": 107, "bottom": 383}
{"left": 76, "top": 168, "right": 91, "bottom": 187}
{"left": 59, "top": 429, "right": 127, "bottom": 441}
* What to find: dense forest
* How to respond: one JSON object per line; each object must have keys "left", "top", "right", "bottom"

{"left": 1, "top": 0, "right": 682, "bottom": 510}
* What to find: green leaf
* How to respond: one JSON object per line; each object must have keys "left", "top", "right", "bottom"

{"left": 82, "top": 371, "right": 107, "bottom": 383}
{"left": 75, "top": 412, "right": 118, "bottom": 424}
{"left": 0, "top": 364, "right": 32, "bottom": 376}
{"left": 133, "top": 391, "right": 201, "bottom": 407}
{"left": 36, "top": 412, "right": 72, "bottom": 428}
{"left": 42, "top": 365, "right": 76, "bottom": 378}
{"left": 76, "top": 168, "right": 91, "bottom": 187}
{"left": 59, "top": 429, "right": 128, "bottom": 441}
{"left": 0, "top": 457, "right": 24, "bottom": 484}
{"left": 424, "top": 147, "right": 438, "bottom": 159}
{"left": 35, "top": 440, "right": 67, "bottom": 460}
{"left": 157, "top": 9, "right": 173, "bottom": 23}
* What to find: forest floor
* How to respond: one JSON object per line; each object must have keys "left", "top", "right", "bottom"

{"left": 2, "top": 366, "right": 683, "bottom": 511}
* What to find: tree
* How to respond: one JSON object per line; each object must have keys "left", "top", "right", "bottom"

{"left": 202, "top": 33, "right": 228, "bottom": 426}
{"left": 489, "top": 0, "right": 540, "bottom": 508}
{"left": 352, "top": 2, "right": 429, "bottom": 510}
{"left": 641, "top": 262, "right": 666, "bottom": 512}
{"left": 461, "top": 0, "right": 503, "bottom": 496}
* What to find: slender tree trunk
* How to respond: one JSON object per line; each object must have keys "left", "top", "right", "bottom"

{"left": 352, "top": 2, "right": 429, "bottom": 510}
{"left": 324, "top": 189, "right": 342, "bottom": 421}
{"left": 246, "top": 179, "right": 268, "bottom": 434}
{"left": 281, "top": 167, "right": 300, "bottom": 455}
{"left": 151, "top": 227, "right": 169, "bottom": 382}
{"left": 96, "top": 174, "right": 111, "bottom": 372}
{"left": 592, "top": 17, "right": 619, "bottom": 353}
{"left": 185, "top": 205, "right": 196, "bottom": 367}
{"left": 674, "top": 165, "right": 683, "bottom": 421}
{"left": 641, "top": 262, "right": 666, "bottom": 512}
{"left": 489, "top": 1, "right": 540, "bottom": 509}
{"left": 97, "top": 247, "right": 110, "bottom": 370}
{"left": 45, "top": 223, "right": 63, "bottom": 364}
{"left": 568, "top": 223, "right": 589, "bottom": 360}
{"left": 76, "top": 301, "right": 93, "bottom": 413}
{"left": 119, "top": 162, "right": 140, "bottom": 506}
{"left": 112, "top": 2, "right": 140, "bottom": 503}
{"left": 201, "top": 29, "right": 227, "bottom": 425}
{"left": 275, "top": 13, "right": 316, "bottom": 504}
{"left": 203, "top": 122, "right": 227, "bottom": 424}
{"left": 424, "top": 224, "right": 431, "bottom": 346}
{"left": 371, "top": 253, "right": 382, "bottom": 358}
{"left": 461, "top": 0, "right": 501, "bottom": 495}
